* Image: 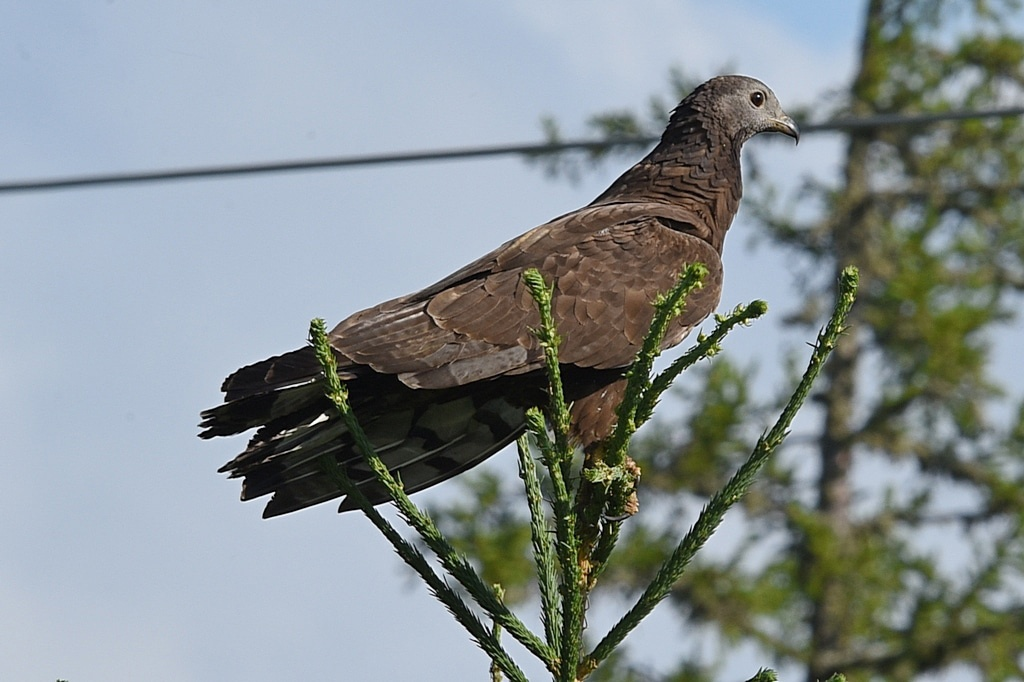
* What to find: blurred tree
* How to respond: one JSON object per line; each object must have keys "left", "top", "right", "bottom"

{"left": 432, "top": 1, "right": 1024, "bottom": 680}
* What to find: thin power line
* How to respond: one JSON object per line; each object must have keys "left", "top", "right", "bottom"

{"left": 1, "top": 107, "right": 1022, "bottom": 194}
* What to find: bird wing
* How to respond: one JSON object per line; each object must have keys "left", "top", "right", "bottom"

{"left": 202, "top": 203, "right": 725, "bottom": 517}
{"left": 329, "top": 202, "right": 725, "bottom": 389}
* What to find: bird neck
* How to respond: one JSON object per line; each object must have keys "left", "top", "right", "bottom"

{"left": 589, "top": 124, "right": 743, "bottom": 253}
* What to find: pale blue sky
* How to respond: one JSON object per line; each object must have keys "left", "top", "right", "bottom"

{"left": 3, "top": 3, "right": 1015, "bottom": 681}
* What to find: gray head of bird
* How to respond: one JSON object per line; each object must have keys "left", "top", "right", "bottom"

{"left": 673, "top": 75, "right": 800, "bottom": 146}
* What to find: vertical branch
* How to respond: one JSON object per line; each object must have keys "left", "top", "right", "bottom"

{"left": 520, "top": 269, "right": 585, "bottom": 680}
{"left": 572, "top": 265, "right": 709, "bottom": 602}
{"left": 517, "top": 434, "right": 563, "bottom": 657}
{"left": 520, "top": 269, "right": 572, "bottom": 457}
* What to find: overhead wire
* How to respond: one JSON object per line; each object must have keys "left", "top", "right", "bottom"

{"left": 1, "top": 106, "right": 1022, "bottom": 194}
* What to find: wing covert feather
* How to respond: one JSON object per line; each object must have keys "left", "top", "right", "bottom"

{"left": 327, "top": 207, "right": 723, "bottom": 387}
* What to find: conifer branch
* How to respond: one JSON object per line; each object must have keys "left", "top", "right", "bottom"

{"left": 604, "top": 263, "right": 708, "bottom": 463}
{"left": 638, "top": 299, "right": 768, "bottom": 426}
{"left": 308, "top": 262, "right": 856, "bottom": 681}
{"left": 521, "top": 270, "right": 585, "bottom": 680}
{"left": 516, "top": 434, "right": 562, "bottom": 655}
{"left": 318, "top": 454, "right": 527, "bottom": 682}
{"left": 582, "top": 266, "right": 859, "bottom": 672}
{"left": 490, "top": 583, "right": 506, "bottom": 682}
{"left": 309, "top": 318, "right": 553, "bottom": 676}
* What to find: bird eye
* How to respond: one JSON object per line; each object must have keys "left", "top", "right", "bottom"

{"left": 750, "top": 91, "right": 765, "bottom": 107}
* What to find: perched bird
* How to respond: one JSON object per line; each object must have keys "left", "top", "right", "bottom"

{"left": 200, "top": 75, "right": 798, "bottom": 518}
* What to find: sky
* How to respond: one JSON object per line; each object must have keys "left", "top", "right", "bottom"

{"left": 2, "top": 2, "right": 1007, "bottom": 681}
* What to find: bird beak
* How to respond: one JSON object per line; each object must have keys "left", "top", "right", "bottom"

{"left": 771, "top": 115, "right": 800, "bottom": 144}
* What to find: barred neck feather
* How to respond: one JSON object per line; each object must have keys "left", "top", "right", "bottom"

{"left": 589, "top": 97, "right": 743, "bottom": 253}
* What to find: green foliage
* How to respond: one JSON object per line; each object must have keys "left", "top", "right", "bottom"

{"left": 311, "top": 263, "right": 855, "bottom": 680}
{"left": 311, "top": 317, "right": 542, "bottom": 682}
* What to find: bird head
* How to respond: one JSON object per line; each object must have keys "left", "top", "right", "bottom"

{"left": 672, "top": 75, "right": 800, "bottom": 146}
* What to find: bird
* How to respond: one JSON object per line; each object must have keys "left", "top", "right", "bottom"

{"left": 200, "top": 75, "right": 799, "bottom": 518}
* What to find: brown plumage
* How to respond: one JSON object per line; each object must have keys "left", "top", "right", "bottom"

{"left": 200, "top": 75, "right": 798, "bottom": 518}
